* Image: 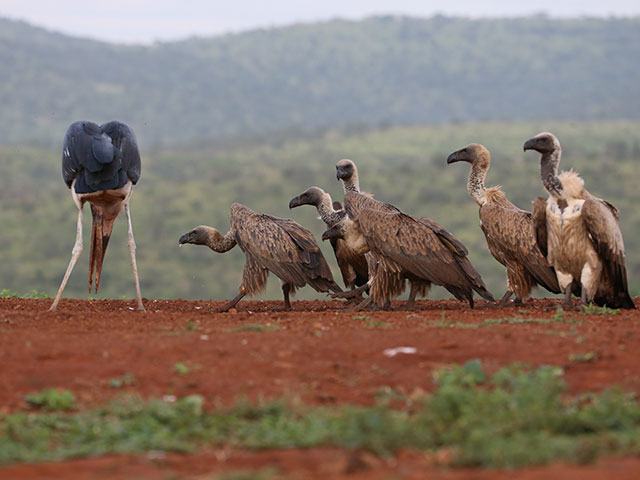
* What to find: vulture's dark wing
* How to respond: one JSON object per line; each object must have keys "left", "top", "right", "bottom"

{"left": 356, "top": 208, "right": 494, "bottom": 302}
{"left": 230, "top": 204, "right": 341, "bottom": 294}
{"left": 100, "top": 121, "right": 141, "bottom": 184}
{"left": 581, "top": 198, "right": 635, "bottom": 308}
{"left": 333, "top": 237, "right": 369, "bottom": 288}
{"left": 531, "top": 197, "right": 549, "bottom": 257}
{"left": 479, "top": 202, "right": 560, "bottom": 293}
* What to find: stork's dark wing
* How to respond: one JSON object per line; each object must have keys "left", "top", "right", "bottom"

{"left": 581, "top": 198, "right": 635, "bottom": 308}
{"left": 230, "top": 205, "right": 341, "bottom": 294}
{"left": 531, "top": 197, "right": 549, "bottom": 257}
{"left": 100, "top": 121, "right": 141, "bottom": 184}
{"left": 61, "top": 121, "right": 99, "bottom": 188}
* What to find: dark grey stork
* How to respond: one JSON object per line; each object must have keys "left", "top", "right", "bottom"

{"left": 49, "top": 120, "right": 145, "bottom": 312}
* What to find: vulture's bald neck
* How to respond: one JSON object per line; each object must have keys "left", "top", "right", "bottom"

{"left": 539, "top": 148, "right": 564, "bottom": 199}
{"left": 342, "top": 171, "right": 360, "bottom": 193}
{"left": 467, "top": 159, "right": 489, "bottom": 206}
{"left": 316, "top": 192, "right": 345, "bottom": 227}
{"left": 203, "top": 227, "right": 237, "bottom": 253}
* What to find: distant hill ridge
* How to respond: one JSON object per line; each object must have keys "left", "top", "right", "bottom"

{"left": 1, "top": 15, "right": 639, "bottom": 146}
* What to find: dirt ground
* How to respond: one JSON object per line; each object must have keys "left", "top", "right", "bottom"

{"left": 1, "top": 297, "right": 639, "bottom": 479}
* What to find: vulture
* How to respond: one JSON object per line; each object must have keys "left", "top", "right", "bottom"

{"left": 332, "top": 159, "right": 431, "bottom": 308}
{"left": 50, "top": 120, "right": 145, "bottom": 312}
{"left": 179, "top": 203, "right": 342, "bottom": 311}
{"left": 447, "top": 143, "right": 560, "bottom": 305}
{"left": 327, "top": 159, "right": 495, "bottom": 309}
{"left": 524, "top": 132, "right": 635, "bottom": 309}
{"left": 289, "top": 186, "right": 369, "bottom": 293}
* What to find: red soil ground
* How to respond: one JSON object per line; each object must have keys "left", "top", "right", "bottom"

{"left": 1, "top": 297, "right": 639, "bottom": 479}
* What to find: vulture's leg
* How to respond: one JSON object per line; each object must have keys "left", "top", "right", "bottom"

{"left": 50, "top": 205, "right": 84, "bottom": 311}
{"left": 281, "top": 283, "right": 292, "bottom": 311}
{"left": 219, "top": 291, "right": 246, "bottom": 312}
{"left": 513, "top": 297, "right": 525, "bottom": 307}
{"left": 124, "top": 203, "right": 145, "bottom": 312}
{"left": 498, "top": 290, "right": 513, "bottom": 306}
{"left": 405, "top": 284, "right": 419, "bottom": 308}
{"left": 580, "top": 285, "right": 589, "bottom": 306}
{"left": 346, "top": 295, "right": 373, "bottom": 311}
{"left": 332, "top": 282, "right": 369, "bottom": 299}
{"left": 563, "top": 285, "right": 574, "bottom": 307}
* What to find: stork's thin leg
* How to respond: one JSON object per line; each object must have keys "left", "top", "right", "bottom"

{"left": 50, "top": 207, "right": 84, "bottom": 312}
{"left": 498, "top": 290, "right": 513, "bottom": 306}
{"left": 218, "top": 291, "right": 246, "bottom": 312}
{"left": 125, "top": 204, "right": 145, "bottom": 312}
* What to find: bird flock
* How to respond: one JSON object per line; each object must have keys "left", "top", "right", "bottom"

{"left": 51, "top": 121, "right": 635, "bottom": 312}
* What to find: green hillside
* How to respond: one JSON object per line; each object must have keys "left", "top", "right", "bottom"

{"left": 0, "top": 16, "right": 639, "bottom": 145}
{"left": 2, "top": 121, "right": 639, "bottom": 302}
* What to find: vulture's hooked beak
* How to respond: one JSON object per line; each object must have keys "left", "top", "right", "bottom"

{"left": 322, "top": 225, "right": 344, "bottom": 241}
{"left": 336, "top": 166, "right": 345, "bottom": 181}
{"left": 523, "top": 138, "right": 537, "bottom": 152}
{"left": 446, "top": 151, "right": 462, "bottom": 164}
{"left": 178, "top": 232, "right": 191, "bottom": 246}
{"left": 288, "top": 195, "right": 302, "bottom": 209}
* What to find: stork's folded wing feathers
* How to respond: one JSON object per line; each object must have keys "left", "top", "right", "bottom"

{"left": 100, "top": 121, "right": 141, "bottom": 185}
{"left": 62, "top": 121, "right": 91, "bottom": 188}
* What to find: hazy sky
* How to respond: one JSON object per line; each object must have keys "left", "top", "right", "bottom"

{"left": 1, "top": 0, "right": 639, "bottom": 44}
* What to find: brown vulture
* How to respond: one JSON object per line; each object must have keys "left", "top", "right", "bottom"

{"left": 327, "top": 159, "right": 495, "bottom": 309}
{"left": 524, "top": 132, "right": 634, "bottom": 309}
{"left": 289, "top": 186, "right": 369, "bottom": 292}
{"left": 179, "top": 203, "right": 342, "bottom": 311}
{"left": 447, "top": 143, "right": 560, "bottom": 305}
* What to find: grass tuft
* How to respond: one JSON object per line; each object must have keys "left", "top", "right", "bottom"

{"left": 3, "top": 362, "right": 640, "bottom": 468}
{"left": 24, "top": 388, "right": 76, "bottom": 411}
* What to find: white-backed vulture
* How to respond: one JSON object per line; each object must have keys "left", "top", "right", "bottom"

{"left": 179, "top": 202, "right": 342, "bottom": 311}
{"left": 524, "top": 132, "right": 635, "bottom": 309}
{"left": 289, "top": 186, "right": 369, "bottom": 292}
{"left": 447, "top": 143, "right": 560, "bottom": 305}
{"left": 329, "top": 159, "right": 495, "bottom": 308}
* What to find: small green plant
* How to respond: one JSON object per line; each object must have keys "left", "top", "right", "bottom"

{"left": 109, "top": 373, "right": 136, "bottom": 388}
{"left": 1, "top": 289, "right": 51, "bottom": 299}
{"left": 215, "top": 467, "right": 280, "bottom": 480}
{"left": 569, "top": 351, "right": 596, "bottom": 363}
{"left": 581, "top": 304, "right": 619, "bottom": 316}
{"left": 174, "top": 362, "right": 191, "bottom": 375}
{"left": 553, "top": 307, "right": 566, "bottom": 322}
{"left": 184, "top": 321, "right": 198, "bottom": 331}
{"left": 25, "top": 388, "right": 76, "bottom": 411}
{"left": 229, "top": 324, "right": 278, "bottom": 333}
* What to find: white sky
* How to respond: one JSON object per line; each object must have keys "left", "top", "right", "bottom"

{"left": 1, "top": 0, "right": 639, "bottom": 44}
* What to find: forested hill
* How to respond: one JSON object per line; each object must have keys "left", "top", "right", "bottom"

{"left": 1, "top": 15, "right": 639, "bottom": 146}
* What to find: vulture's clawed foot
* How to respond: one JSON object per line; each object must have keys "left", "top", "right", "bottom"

{"left": 331, "top": 284, "right": 369, "bottom": 300}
